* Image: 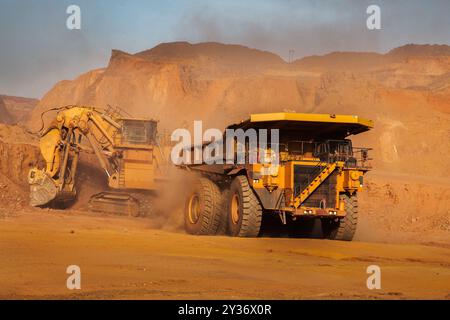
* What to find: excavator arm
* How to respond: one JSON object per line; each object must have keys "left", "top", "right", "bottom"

{"left": 28, "top": 106, "right": 128, "bottom": 207}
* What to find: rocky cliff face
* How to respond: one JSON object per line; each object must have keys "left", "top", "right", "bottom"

{"left": 0, "top": 95, "right": 39, "bottom": 124}
{"left": 3, "top": 41, "right": 447, "bottom": 242}
{"left": 0, "top": 124, "right": 41, "bottom": 187}
{"left": 0, "top": 96, "right": 13, "bottom": 124}
{"left": 30, "top": 42, "right": 450, "bottom": 177}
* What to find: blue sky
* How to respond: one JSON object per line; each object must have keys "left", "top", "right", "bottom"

{"left": 1, "top": 0, "right": 450, "bottom": 98}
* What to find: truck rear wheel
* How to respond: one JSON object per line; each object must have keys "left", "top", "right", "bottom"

{"left": 184, "top": 178, "right": 223, "bottom": 235}
{"left": 321, "top": 194, "right": 358, "bottom": 241}
{"left": 227, "top": 175, "right": 262, "bottom": 237}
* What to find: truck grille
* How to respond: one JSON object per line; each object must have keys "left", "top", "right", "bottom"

{"left": 293, "top": 165, "right": 337, "bottom": 208}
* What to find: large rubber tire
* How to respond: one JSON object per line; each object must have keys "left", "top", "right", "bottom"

{"left": 321, "top": 194, "right": 358, "bottom": 241}
{"left": 227, "top": 175, "right": 262, "bottom": 237}
{"left": 184, "top": 178, "right": 223, "bottom": 235}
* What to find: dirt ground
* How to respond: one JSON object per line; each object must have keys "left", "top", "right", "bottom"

{"left": 0, "top": 209, "right": 449, "bottom": 300}
{"left": 0, "top": 124, "right": 449, "bottom": 300}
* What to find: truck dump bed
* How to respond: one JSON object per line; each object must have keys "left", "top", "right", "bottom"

{"left": 228, "top": 112, "right": 373, "bottom": 139}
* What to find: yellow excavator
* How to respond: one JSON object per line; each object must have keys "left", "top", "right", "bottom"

{"left": 28, "top": 105, "right": 169, "bottom": 216}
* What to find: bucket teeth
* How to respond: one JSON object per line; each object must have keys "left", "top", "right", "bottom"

{"left": 28, "top": 169, "right": 58, "bottom": 207}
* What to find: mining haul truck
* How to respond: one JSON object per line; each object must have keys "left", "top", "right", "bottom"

{"left": 180, "top": 112, "right": 373, "bottom": 241}
{"left": 28, "top": 105, "right": 169, "bottom": 216}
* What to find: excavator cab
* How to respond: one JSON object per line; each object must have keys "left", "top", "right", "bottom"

{"left": 121, "top": 119, "right": 157, "bottom": 145}
{"left": 108, "top": 118, "right": 159, "bottom": 191}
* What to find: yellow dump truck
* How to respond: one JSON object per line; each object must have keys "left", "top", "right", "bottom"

{"left": 180, "top": 112, "right": 373, "bottom": 241}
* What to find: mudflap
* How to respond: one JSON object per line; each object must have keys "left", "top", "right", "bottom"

{"left": 28, "top": 169, "right": 59, "bottom": 207}
{"left": 88, "top": 192, "right": 141, "bottom": 217}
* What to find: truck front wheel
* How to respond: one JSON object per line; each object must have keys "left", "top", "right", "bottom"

{"left": 227, "top": 175, "right": 262, "bottom": 237}
{"left": 321, "top": 193, "right": 358, "bottom": 241}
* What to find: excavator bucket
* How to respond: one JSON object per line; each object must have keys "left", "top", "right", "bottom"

{"left": 28, "top": 168, "right": 59, "bottom": 207}
{"left": 28, "top": 168, "right": 77, "bottom": 206}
